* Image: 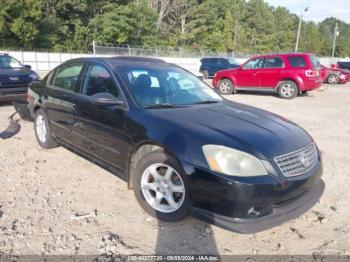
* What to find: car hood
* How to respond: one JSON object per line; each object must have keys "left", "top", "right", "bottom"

{"left": 0, "top": 68, "right": 35, "bottom": 83}
{"left": 219, "top": 67, "right": 240, "bottom": 74}
{"left": 147, "top": 101, "right": 312, "bottom": 160}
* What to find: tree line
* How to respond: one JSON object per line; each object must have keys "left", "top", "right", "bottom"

{"left": 0, "top": 0, "right": 349, "bottom": 57}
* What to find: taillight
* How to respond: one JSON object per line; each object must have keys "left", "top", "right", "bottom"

{"left": 305, "top": 70, "right": 318, "bottom": 77}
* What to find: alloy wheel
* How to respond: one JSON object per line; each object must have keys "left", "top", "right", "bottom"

{"left": 141, "top": 163, "right": 185, "bottom": 213}
{"left": 280, "top": 83, "right": 295, "bottom": 98}
{"left": 219, "top": 81, "right": 231, "bottom": 94}
{"left": 328, "top": 75, "right": 339, "bottom": 84}
{"left": 36, "top": 115, "right": 47, "bottom": 143}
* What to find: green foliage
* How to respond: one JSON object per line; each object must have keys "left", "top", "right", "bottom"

{"left": 89, "top": 2, "right": 160, "bottom": 47}
{"left": 1, "top": 0, "right": 350, "bottom": 56}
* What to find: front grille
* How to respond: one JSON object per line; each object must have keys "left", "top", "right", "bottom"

{"left": 274, "top": 143, "right": 318, "bottom": 177}
{"left": 0, "top": 82, "right": 29, "bottom": 88}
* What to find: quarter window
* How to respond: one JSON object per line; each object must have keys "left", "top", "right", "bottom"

{"left": 287, "top": 56, "right": 306, "bottom": 68}
{"left": 53, "top": 63, "right": 83, "bottom": 92}
{"left": 82, "top": 64, "right": 118, "bottom": 97}
{"left": 264, "top": 57, "right": 284, "bottom": 68}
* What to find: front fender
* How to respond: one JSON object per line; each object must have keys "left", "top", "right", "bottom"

{"left": 215, "top": 75, "right": 237, "bottom": 88}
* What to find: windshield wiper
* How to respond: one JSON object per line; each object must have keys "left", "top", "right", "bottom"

{"left": 192, "top": 100, "right": 219, "bottom": 105}
{"left": 144, "top": 103, "right": 180, "bottom": 109}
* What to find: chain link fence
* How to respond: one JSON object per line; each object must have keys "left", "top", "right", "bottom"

{"left": 1, "top": 45, "right": 345, "bottom": 78}
{"left": 93, "top": 43, "right": 251, "bottom": 59}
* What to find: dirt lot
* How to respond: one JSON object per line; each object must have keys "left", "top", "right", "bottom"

{"left": 0, "top": 83, "right": 349, "bottom": 256}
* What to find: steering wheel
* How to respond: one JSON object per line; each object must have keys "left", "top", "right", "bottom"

{"left": 175, "top": 89, "right": 190, "bottom": 96}
{"left": 169, "top": 89, "right": 192, "bottom": 104}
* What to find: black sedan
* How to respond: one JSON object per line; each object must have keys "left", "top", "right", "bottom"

{"left": 26, "top": 56, "right": 324, "bottom": 233}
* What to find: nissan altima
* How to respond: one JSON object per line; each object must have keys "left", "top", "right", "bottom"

{"left": 26, "top": 56, "right": 324, "bottom": 233}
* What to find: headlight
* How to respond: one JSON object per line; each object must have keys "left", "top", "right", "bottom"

{"left": 202, "top": 145, "right": 268, "bottom": 177}
{"left": 29, "top": 73, "right": 40, "bottom": 80}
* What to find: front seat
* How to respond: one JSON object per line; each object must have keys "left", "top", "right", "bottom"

{"left": 134, "top": 74, "right": 153, "bottom": 106}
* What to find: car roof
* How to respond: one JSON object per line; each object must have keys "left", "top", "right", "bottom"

{"left": 201, "top": 57, "right": 231, "bottom": 60}
{"left": 65, "top": 56, "right": 167, "bottom": 67}
{"left": 251, "top": 53, "right": 312, "bottom": 59}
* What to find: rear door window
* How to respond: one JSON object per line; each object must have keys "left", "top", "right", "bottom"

{"left": 209, "top": 58, "right": 218, "bottom": 64}
{"left": 53, "top": 63, "right": 84, "bottom": 92}
{"left": 264, "top": 57, "right": 284, "bottom": 68}
{"left": 219, "top": 59, "right": 228, "bottom": 65}
{"left": 287, "top": 56, "right": 306, "bottom": 68}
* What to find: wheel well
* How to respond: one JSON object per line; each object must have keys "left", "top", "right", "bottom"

{"left": 327, "top": 73, "right": 338, "bottom": 77}
{"left": 33, "top": 105, "right": 41, "bottom": 113}
{"left": 127, "top": 143, "right": 165, "bottom": 189}
{"left": 278, "top": 78, "right": 300, "bottom": 92}
{"left": 220, "top": 77, "right": 234, "bottom": 86}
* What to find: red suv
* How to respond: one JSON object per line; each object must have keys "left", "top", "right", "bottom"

{"left": 320, "top": 65, "right": 350, "bottom": 84}
{"left": 212, "top": 53, "right": 322, "bottom": 99}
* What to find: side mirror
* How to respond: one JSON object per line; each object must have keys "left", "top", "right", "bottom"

{"left": 197, "top": 75, "right": 205, "bottom": 81}
{"left": 24, "top": 64, "right": 32, "bottom": 70}
{"left": 90, "top": 93, "right": 125, "bottom": 107}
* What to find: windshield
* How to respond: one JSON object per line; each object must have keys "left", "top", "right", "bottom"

{"left": 0, "top": 56, "right": 24, "bottom": 69}
{"left": 228, "top": 58, "right": 238, "bottom": 65}
{"left": 118, "top": 65, "right": 222, "bottom": 108}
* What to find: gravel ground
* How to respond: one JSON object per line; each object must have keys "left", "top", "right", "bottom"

{"left": 0, "top": 83, "right": 349, "bottom": 256}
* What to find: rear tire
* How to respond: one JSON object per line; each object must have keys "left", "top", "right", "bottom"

{"left": 327, "top": 74, "right": 340, "bottom": 84}
{"left": 218, "top": 79, "right": 234, "bottom": 95}
{"left": 133, "top": 150, "right": 190, "bottom": 222}
{"left": 34, "top": 109, "right": 58, "bottom": 149}
{"left": 277, "top": 81, "right": 298, "bottom": 99}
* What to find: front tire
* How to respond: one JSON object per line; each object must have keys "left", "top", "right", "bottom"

{"left": 218, "top": 79, "right": 234, "bottom": 95}
{"left": 133, "top": 150, "right": 190, "bottom": 222}
{"left": 34, "top": 109, "right": 58, "bottom": 149}
{"left": 277, "top": 81, "right": 298, "bottom": 99}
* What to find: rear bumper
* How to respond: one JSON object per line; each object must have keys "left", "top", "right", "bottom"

{"left": 191, "top": 179, "right": 324, "bottom": 233}
{"left": 301, "top": 78, "right": 323, "bottom": 91}
{"left": 0, "top": 87, "right": 27, "bottom": 102}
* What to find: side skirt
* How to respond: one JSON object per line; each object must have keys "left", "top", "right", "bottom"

{"left": 236, "top": 87, "right": 277, "bottom": 93}
{"left": 55, "top": 137, "right": 128, "bottom": 183}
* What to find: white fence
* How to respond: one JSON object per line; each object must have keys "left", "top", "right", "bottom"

{"left": 1, "top": 50, "right": 347, "bottom": 78}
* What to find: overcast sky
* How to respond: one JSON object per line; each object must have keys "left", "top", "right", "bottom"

{"left": 265, "top": 0, "right": 350, "bottom": 23}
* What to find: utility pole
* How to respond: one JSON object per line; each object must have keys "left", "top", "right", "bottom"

{"left": 233, "top": 19, "right": 238, "bottom": 54}
{"left": 295, "top": 7, "right": 310, "bottom": 52}
{"left": 332, "top": 23, "right": 339, "bottom": 59}
{"left": 92, "top": 40, "right": 96, "bottom": 56}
